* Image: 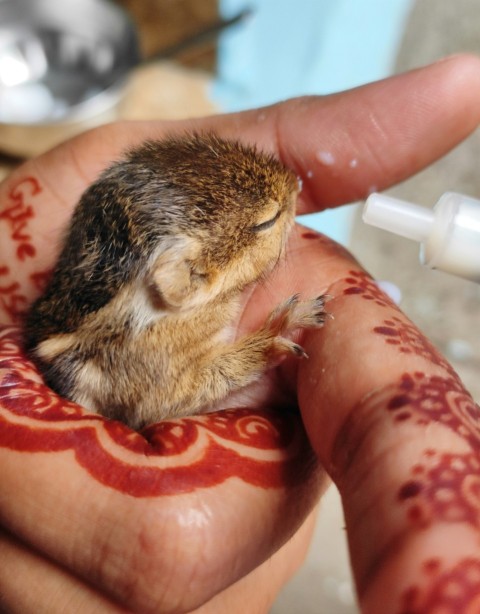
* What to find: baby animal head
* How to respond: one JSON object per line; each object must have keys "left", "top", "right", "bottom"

{"left": 127, "top": 134, "right": 299, "bottom": 310}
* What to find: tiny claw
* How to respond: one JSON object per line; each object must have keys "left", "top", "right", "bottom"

{"left": 314, "top": 310, "right": 334, "bottom": 325}
{"left": 317, "top": 294, "right": 333, "bottom": 304}
{"left": 312, "top": 293, "right": 330, "bottom": 311}
{"left": 286, "top": 293, "right": 301, "bottom": 307}
{"left": 292, "top": 343, "right": 308, "bottom": 359}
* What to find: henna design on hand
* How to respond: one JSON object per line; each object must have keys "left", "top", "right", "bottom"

{"left": 340, "top": 269, "right": 480, "bottom": 611}
{"left": 386, "top": 373, "right": 480, "bottom": 528}
{"left": 385, "top": 374, "right": 480, "bottom": 612}
{"left": 0, "top": 325, "right": 316, "bottom": 496}
{"left": 29, "top": 270, "right": 52, "bottom": 294}
{"left": 0, "top": 266, "right": 28, "bottom": 323}
{"left": 400, "top": 558, "right": 480, "bottom": 614}
{"left": 388, "top": 373, "right": 479, "bottom": 446}
{"left": 343, "top": 270, "right": 459, "bottom": 377}
{"left": 343, "top": 270, "right": 394, "bottom": 308}
{"left": 301, "top": 231, "right": 319, "bottom": 240}
{"left": 337, "top": 370, "right": 480, "bottom": 611}
{"left": 387, "top": 373, "right": 480, "bottom": 529}
{"left": 375, "top": 319, "right": 458, "bottom": 378}
{"left": 300, "top": 230, "right": 354, "bottom": 260}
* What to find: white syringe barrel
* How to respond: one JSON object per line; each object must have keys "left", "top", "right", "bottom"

{"left": 363, "top": 191, "right": 480, "bottom": 283}
{"left": 425, "top": 192, "right": 480, "bottom": 282}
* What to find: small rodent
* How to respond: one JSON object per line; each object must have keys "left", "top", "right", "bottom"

{"left": 24, "top": 133, "right": 327, "bottom": 430}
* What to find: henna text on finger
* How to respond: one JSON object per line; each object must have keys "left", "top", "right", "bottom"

{"left": 0, "top": 267, "right": 51, "bottom": 324}
{"left": 0, "top": 176, "right": 44, "bottom": 323}
{"left": 0, "top": 176, "right": 41, "bottom": 262}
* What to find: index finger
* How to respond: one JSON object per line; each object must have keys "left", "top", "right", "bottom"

{"left": 207, "top": 53, "right": 480, "bottom": 211}
{"left": 1, "top": 55, "right": 480, "bottom": 326}
{"left": 10, "top": 52, "right": 480, "bottom": 211}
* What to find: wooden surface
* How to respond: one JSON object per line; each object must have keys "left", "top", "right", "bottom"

{"left": 116, "top": 0, "right": 219, "bottom": 71}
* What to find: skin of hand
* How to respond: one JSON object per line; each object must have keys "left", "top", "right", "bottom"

{"left": 0, "top": 54, "right": 480, "bottom": 614}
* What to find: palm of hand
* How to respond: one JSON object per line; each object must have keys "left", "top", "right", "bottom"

{"left": 1, "top": 55, "right": 480, "bottom": 614}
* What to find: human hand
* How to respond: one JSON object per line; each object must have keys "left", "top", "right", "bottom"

{"left": 1, "top": 54, "right": 480, "bottom": 613}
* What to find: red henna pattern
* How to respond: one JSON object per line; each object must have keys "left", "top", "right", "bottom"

{"left": 344, "top": 271, "right": 459, "bottom": 377}
{"left": 0, "top": 326, "right": 315, "bottom": 496}
{"left": 387, "top": 373, "right": 480, "bottom": 451}
{"left": 0, "top": 176, "right": 43, "bottom": 322}
{"left": 29, "top": 269, "right": 52, "bottom": 294}
{"left": 335, "top": 370, "right": 479, "bottom": 485}
{"left": 298, "top": 229, "right": 353, "bottom": 259}
{"left": 301, "top": 231, "right": 319, "bottom": 240}
{"left": 374, "top": 317, "right": 458, "bottom": 378}
{"left": 397, "top": 449, "right": 480, "bottom": 529}
{"left": 383, "top": 373, "right": 480, "bottom": 532}
{"left": 0, "top": 176, "right": 41, "bottom": 262}
{"left": 343, "top": 270, "right": 394, "bottom": 307}
{"left": 345, "top": 269, "right": 476, "bottom": 532}
{"left": 0, "top": 265, "right": 29, "bottom": 323}
{"left": 400, "top": 558, "right": 480, "bottom": 614}
{"left": 422, "top": 558, "right": 441, "bottom": 574}
{"left": 348, "top": 373, "right": 480, "bottom": 612}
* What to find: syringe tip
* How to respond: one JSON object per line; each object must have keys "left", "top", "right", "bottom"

{"left": 363, "top": 193, "right": 434, "bottom": 243}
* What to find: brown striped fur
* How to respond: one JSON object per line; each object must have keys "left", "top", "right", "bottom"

{"left": 25, "top": 134, "right": 327, "bottom": 429}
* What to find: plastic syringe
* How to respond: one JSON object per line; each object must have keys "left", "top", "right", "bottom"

{"left": 363, "top": 192, "right": 480, "bottom": 283}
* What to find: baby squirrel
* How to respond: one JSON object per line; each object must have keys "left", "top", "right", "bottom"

{"left": 24, "top": 134, "right": 327, "bottom": 430}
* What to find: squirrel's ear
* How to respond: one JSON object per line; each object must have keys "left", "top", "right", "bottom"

{"left": 148, "top": 236, "right": 205, "bottom": 310}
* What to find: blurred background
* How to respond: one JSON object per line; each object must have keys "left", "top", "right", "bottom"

{"left": 0, "top": 1, "right": 479, "bottom": 611}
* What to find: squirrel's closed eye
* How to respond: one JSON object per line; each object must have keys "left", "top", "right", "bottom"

{"left": 251, "top": 209, "right": 282, "bottom": 233}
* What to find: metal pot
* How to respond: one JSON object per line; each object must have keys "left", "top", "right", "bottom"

{"left": 0, "top": 0, "right": 140, "bottom": 156}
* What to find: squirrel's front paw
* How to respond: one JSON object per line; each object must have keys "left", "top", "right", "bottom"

{"left": 267, "top": 293, "right": 329, "bottom": 333}
{"left": 266, "top": 294, "right": 329, "bottom": 361}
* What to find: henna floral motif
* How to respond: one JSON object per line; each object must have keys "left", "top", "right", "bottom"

{"left": 344, "top": 370, "right": 480, "bottom": 611}
{"left": 373, "top": 372, "right": 480, "bottom": 532}
{"left": 0, "top": 325, "right": 315, "bottom": 496}
{"left": 340, "top": 275, "right": 480, "bottom": 613}
{"left": 397, "top": 449, "right": 480, "bottom": 529}
{"left": 382, "top": 372, "right": 480, "bottom": 614}
{"left": 387, "top": 373, "right": 480, "bottom": 446}
{"left": 343, "top": 271, "right": 479, "bottom": 533}
{"left": 343, "top": 270, "right": 394, "bottom": 307}
{"left": 343, "top": 271, "right": 459, "bottom": 377}
{"left": 374, "top": 317, "right": 458, "bottom": 377}
{"left": 400, "top": 558, "right": 480, "bottom": 614}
